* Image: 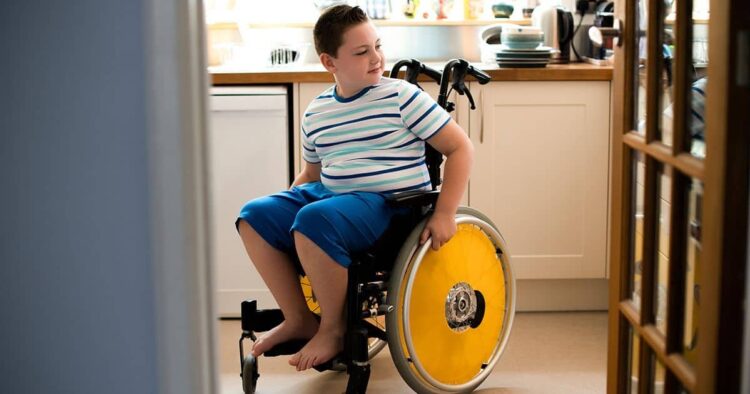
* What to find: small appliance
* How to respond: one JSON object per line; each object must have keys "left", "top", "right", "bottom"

{"left": 531, "top": 3, "right": 575, "bottom": 64}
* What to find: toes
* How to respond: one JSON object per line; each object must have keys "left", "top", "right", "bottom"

{"left": 251, "top": 341, "right": 261, "bottom": 357}
{"left": 288, "top": 352, "right": 300, "bottom": 366}
{"left": 252, "top": 339, "right": 270, "bottom": 357}
{"left": 309, "top": 355, "right": 318, "bottom": 371}
{"left": 297, "top": 354, "right": 309, "bottom": 371}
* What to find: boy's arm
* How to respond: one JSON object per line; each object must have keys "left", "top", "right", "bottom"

{"left": 290, "top": 161, "right": 322, "bottom": 188}
{"left": 420, "top": 119, "right": 475, "bottom": 250}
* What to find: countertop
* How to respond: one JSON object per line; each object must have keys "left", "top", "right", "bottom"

{"left": 210, "top": 62, "right": 613, "bottom": 85}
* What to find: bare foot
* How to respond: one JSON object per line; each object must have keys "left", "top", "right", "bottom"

{"left": 251, "top": 317, "right": 319, "bottom": 357}
{"left": 288, "top": 328, "right": 345, "bottom": 371}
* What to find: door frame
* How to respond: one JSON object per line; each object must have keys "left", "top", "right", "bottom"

{"left": 145, "top": 0, "right": 218, "bottom": 393}
{"left": 607, "top": 0, "right": 750, "bottom": 392}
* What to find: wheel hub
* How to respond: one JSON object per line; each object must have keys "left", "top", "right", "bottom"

{"left": 445, "top": 282, "right": 477, "bottom": 332}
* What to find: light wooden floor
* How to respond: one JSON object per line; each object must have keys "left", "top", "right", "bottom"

{"left": 218, "top": 312, "right": 608, "bottom": 394}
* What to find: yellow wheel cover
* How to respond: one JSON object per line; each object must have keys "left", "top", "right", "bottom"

{"left": 403, "top": 223, "right": 507, "bottom": 385}
{"left": 299, "top": 275, "right": 321, "bottom": 315}
{"left": 299, "top": 275, "right": 386, "bottom": 339}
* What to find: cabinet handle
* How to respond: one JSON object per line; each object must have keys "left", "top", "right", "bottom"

{"left": 479, "top": 88, "right": 485, "bottom": 144}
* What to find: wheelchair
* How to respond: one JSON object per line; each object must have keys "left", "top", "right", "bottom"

{"left": 238, "top": 58, "right": 516, "bottom": 394}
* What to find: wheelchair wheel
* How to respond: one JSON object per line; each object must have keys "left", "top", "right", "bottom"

{"left": 299, "top": 275, "right": 387, "bottom": 371}
{"left": 241, "top": 355, "right": 259, "bottom": 394}
{"left": 386, "top": 207, "right": 516, "bottom": 393}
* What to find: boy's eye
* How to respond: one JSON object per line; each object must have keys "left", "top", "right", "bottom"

{"left": 357, "top": 50, "right": 367, "bottom": 55}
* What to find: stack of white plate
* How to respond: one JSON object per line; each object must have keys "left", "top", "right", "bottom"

{"left": 496, "top": 45, "right": 553, "bottom": 68}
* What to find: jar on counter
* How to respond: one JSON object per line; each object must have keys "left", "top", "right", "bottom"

{"left": 464, "top": 0, "right": 483, "bottom": 19}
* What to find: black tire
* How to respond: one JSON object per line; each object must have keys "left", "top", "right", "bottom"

{"left": 385, "top": 207, "right": 516, "bottom": 393}
{"left": 241, "top": 355, "right": 259, "bottom": 394}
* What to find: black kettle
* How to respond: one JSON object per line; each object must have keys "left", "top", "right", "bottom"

{"left": 532, "top": 5, "right": 575, "bottom": 64}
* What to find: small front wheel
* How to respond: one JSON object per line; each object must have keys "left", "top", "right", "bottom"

{"left": 241, "top": 354, "right": 259, "bottom": 394}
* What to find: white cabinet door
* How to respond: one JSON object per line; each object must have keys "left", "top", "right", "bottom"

{"left": 210, "top": 88, "right": 289, "bottom": 316}
{"left": 469, "top": 81, "right": 610, "bottom": 280}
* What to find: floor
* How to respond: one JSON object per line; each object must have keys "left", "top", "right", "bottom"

{"left": 218, "top": 311, "right": 608, "bottom": 393}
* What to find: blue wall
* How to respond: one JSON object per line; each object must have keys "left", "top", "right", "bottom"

{"left": 0, "top": 1, "right": 159, "bottom": 393}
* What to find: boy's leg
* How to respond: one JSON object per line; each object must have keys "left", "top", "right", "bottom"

{"left": 237, "top": 221, "right": 319, "bottom": 357}
{"left": 288, "top": 231, "right": 347, "bottom": 371}
{"left": 288, "top": 192, "right": 400, "bottom": 371}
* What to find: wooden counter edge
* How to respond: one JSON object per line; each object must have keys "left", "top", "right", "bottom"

{"left": 211, "top": 64, "right": 613, "bottom": 85}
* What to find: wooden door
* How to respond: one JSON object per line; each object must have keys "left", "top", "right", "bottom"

{"left": 607, "top": 0, "right": 749, "bottom": 392}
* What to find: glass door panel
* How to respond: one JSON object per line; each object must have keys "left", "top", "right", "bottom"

{"left": 634, "top": 0, "right": 649, "bottom": 134}
{"left": 630, "top": 151, "right": 646, "bottom": 311}
{"left": 654, "top": 165, "right": 671, "bottom": 334}
{"left": 683, "top": 178, "right": 703, "bottom": 366}
{"left": 688, "top": 6, "right": 709, "bottom": 158}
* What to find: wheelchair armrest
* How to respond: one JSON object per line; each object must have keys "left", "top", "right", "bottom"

{"left": 386, "top": 190, "right": 440, "bottom": 208}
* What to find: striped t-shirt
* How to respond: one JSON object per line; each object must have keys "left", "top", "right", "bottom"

{"left": 301, "top": 77, "right": 452, "bottom": 194}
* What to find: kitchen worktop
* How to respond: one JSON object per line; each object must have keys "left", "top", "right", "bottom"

{"left": 210, "top": 62, "right": 613, "bottom": 85}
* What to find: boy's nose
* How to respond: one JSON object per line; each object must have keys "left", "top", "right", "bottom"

{"left": 370, "top": 52, "right": 381, "bottom": 64}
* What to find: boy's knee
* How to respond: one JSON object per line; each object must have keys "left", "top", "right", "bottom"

{"left": 239, "top": 198, "right": 265, "bottom": 221}
{"left": 295, "top": 203, "right": 333, "bottom": 228}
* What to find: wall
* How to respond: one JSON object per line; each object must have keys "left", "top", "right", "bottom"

{"left": 0, "top": 2, "right": 159, "bottom": 393}
{"left": 224, "top": 25, "right": 487, "bottom": 66}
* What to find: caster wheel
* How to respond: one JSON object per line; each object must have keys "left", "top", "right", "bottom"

{"left": 242, "top": 354, "right": 259, "bottom": 394}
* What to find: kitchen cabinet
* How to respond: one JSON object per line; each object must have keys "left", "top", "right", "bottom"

{"left": 468, "top": 80, "right": 611, "bottom": 281}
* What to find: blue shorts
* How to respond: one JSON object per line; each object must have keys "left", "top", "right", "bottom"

{"left": 236, "top": 181, "right": 407, "bottom": 268}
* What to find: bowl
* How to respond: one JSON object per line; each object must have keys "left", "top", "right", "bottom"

{"left": 501, "top": 41, "right": 542, "bottom": 49}
{"left": 501, "top": 25, "right": 543, "bottom": 36}
{"left": 501, "top": 31, "right": 543, "bottom": 46}
{"left": 479, "top": 24, "right": 515, "bottom": 64}
{"left": 492, "top": 3, "right": 514, "bottom": 18}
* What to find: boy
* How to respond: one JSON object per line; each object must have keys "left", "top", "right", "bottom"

{"left": 235, "top": 5, "right": 474, "bottom": 372}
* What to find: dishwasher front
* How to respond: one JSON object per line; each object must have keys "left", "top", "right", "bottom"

{"left": 209, "top": 86, "right": 290, "bottom": 317}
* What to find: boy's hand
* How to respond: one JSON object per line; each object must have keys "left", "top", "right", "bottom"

{"left": 419, "top": 212, "right": 457, "bottom": 251}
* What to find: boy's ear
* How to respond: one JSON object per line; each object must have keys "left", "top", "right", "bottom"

{"left": 320, "top": 53, "right": 337, "bottom": 73}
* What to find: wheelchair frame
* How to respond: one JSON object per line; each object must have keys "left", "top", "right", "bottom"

{"left": 238, "top": 58, "right": 504, "bottom": 394}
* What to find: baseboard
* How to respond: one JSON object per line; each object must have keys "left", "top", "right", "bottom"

{"left": 216, "top": 278, "right": 609, "bottom": 318}
{"left": 215, "top": 289, "right": 276, "bottom": 318}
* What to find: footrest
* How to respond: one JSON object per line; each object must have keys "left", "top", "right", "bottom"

{"left": 312, "top": 354, "right": 346, "bottom": 372}
{"left": 263, "top": 339, "right": 346, "bottom": 372}
{"left": 263, "top": 339, "right": 308, "bottom": 357}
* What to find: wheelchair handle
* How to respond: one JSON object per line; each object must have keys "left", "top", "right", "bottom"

{"left": 472, "top": 67, "right": 490, "bottom": 84}
{"left": 389, "top": 59, "right": 442, "bottom": 87}
{"left": 438, "top": 59, "right": 491, "bottom": 110}
{"left": 418, "top": 62, "right": 443, "bottom": 84}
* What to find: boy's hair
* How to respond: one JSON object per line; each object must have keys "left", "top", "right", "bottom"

{"left": 313, "top": 5, "right": 369, "bottom": 58}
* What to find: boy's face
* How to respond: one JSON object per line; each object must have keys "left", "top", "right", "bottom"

{"left": 321, "top": 22, "right": 384, "bottom": 93}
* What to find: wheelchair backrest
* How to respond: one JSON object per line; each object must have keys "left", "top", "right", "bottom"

{"left": 389, "top": 59, "right": 491, "bottom": 191}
